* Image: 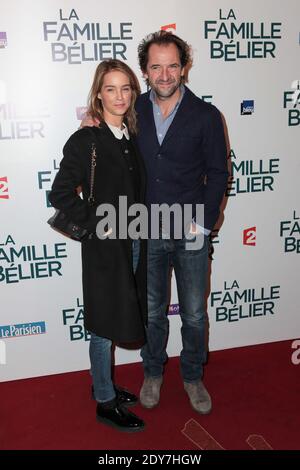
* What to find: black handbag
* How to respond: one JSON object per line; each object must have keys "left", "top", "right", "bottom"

{"left": 47, "top": 139, "right": 97, "bottom": 241}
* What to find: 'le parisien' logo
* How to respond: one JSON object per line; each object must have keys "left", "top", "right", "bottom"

{"left": 0, "top": 321, "right": 46, "bottom": 339}
{"left": 43, "top": 9, "right": 133, "bottom": 64}
{"left": 203, "top": 9, "right": 282, "bottom": 61}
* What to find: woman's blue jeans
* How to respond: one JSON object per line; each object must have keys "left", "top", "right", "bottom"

{"left": 89, "top": 240, "right": 140, "bottom": 403}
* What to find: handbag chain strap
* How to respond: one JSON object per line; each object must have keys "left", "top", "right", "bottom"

{"left": 88, "top": 142, "right": 97, "bottom": 206}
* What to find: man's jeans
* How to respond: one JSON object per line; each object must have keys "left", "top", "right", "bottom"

{"left": 89, "top": 240, "right": 140, "bottom": 403}
{"left": 141, "top": 235, "right": 208, "bottom": 383}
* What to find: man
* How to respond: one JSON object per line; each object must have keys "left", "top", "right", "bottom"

{"left": 136, "top": 32, "right": 228, "bottom": 414}
{"left": 82, "top": 31, "right": 228, "bottom": 414}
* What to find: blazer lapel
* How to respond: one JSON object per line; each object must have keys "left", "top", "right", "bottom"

{"left": 138, "top": 93, "right": 160, "bottom": 150}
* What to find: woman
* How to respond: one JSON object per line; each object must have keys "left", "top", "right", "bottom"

{"left": 49, "top": 60, "right": 147, "bottom": 432}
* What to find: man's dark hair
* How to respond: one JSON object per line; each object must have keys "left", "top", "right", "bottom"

{"left": 138, "top": 30, "right": 191, "bottom": 74}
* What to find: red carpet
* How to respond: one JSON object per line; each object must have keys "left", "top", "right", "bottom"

{"left": 1, "top": 340, "right": 299, "bottom": 450}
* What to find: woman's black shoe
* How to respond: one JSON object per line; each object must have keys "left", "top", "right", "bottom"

{"left": 91, "top": 385, "right": 138, "bottom": 406}
{"left": 114, "top": 385, "right": 138, "bottom": 406}
{"left": 96, "top": 400, "right": 145, "bottom": 432}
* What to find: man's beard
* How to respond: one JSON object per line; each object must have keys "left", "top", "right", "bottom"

{"left": 152, "top": 79, "right": 181, "bottom": 99}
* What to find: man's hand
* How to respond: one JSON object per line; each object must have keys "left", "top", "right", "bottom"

{"left": 189, "top": 222, "right": 202, "bottom": 235}
{"left": 80, "top": 115, "right": 100, "bottom": 128}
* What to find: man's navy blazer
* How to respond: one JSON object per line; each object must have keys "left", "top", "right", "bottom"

{"left": 135, "top": 86, "right": 228, "bottom": 232}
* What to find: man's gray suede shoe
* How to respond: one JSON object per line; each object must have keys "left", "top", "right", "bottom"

{"left": 140, "top": 376, "right": 163, "bottom": 409}
{"left": 184, "top": 380, "right": 212, "bottom": 414}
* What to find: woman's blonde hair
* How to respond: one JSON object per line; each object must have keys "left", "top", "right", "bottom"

{"left": 87, "top": 59, "right": 141, "bottom": 134}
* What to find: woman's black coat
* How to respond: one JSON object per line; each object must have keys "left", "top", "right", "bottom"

{"left": 48, "top": 124, "right": 147, "bottom": 344}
